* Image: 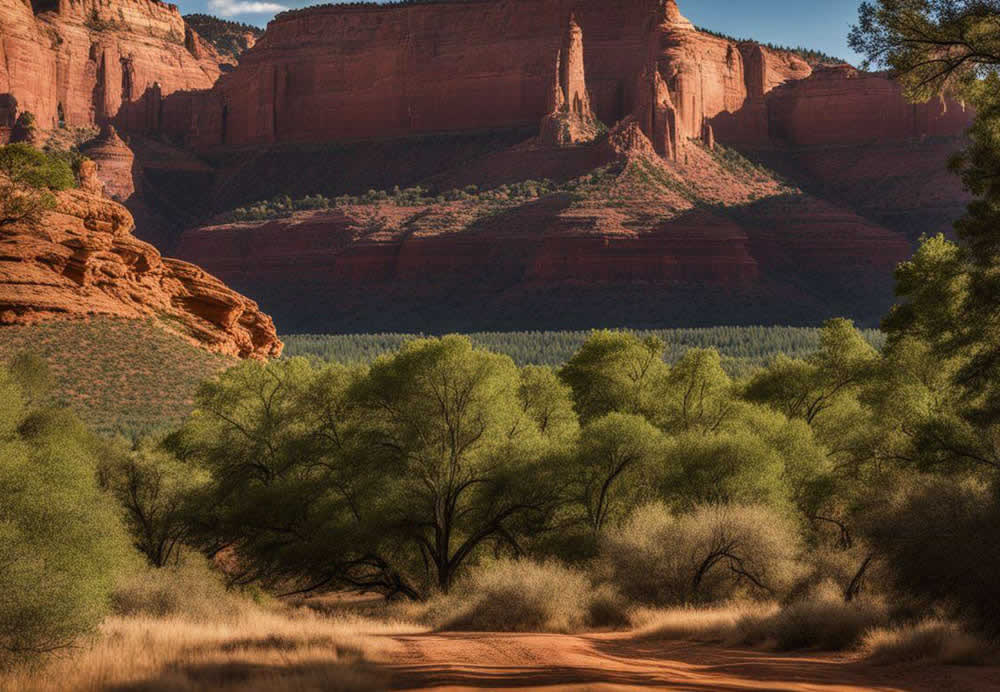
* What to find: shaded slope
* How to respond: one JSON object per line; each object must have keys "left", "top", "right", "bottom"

{"left": 178, "top": 125, "right": 909, "bottom": 333}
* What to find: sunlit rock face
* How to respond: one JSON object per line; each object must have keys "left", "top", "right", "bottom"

{"left": 0, "top": 175, "right": 281, "bottom": 360}
{"left": 0, "top": 0, "right": 221, "bottom": 135}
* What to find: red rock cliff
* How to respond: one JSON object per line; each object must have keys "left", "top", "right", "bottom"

{"left": 166, "top": 0, "right": 812, "bottom": 153}
{"left": 0, "top": 166, "right": 281, "bottom": 359}
{"left": 0, "top": 0, "right": 221, "bottom": 135}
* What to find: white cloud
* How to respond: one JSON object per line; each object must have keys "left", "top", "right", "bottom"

{"left": 208, "top": 0, "right": 287, "bottom": 17}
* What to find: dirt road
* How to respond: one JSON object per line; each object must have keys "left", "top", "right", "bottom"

{"left": 383, "top": 631, "right": 1000, "bottom": 691}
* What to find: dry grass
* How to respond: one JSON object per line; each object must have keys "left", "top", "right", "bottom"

{"left": 630, "top": 602, "right": 779, "bottom": 645}
{"left": 862, "top": 619, "right": 994, "bottom": 666}
{"left": 630, "top": 592, "right": 889, "bottom": 653}
{"left": 399, "top": 559, "right": 629, "bottom": 634}
{"left": 741, "top": 595, "right": 888, "bottom": 651}
{"left": 1, "top": 607, "right": 425, "bottom": 691}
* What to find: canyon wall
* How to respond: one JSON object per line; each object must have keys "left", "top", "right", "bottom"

{"left": 156, "top": 0, "right": 813, "bottom": 153}
{"left": 0, "top": 0, "right": 221, "bottom": 136}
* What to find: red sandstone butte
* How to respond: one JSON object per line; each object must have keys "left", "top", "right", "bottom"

{"left": 0, "top": 165, "right": 281, "bottom": 360}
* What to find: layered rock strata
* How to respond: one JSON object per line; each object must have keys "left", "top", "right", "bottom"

{"left": 0, "top": 167, "right": 281, "bottom": 359}
{"left": 152, "top": 0, "right": 812, "bottom": 155}
{"left": 0, "top": 0, "right": 221, "bottom": 136}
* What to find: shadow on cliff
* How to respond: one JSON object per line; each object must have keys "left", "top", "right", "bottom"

{"left": 221, "top": 191, "right": 904, "bottom": 335}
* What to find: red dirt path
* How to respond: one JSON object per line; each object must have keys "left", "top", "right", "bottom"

{"left": 383, "top": 632, "right": 1000, "bottom": 691}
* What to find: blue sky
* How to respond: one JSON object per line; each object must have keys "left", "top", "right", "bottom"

{"left": 187, "top": 0, "right": 866, "bottom": 64}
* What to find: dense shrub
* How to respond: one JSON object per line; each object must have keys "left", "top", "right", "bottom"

{"left": 864, "top": 478, "right": 1000, "bottom": 636}
{"left": 739, "top": 589, "right": 888, "bottom": 650}
{"left": 862, "top": 619, "right": 991, "bottom": 665}
{"left": 0, "top": 143, "right": 76, "bottom": 227}
{"left": 436, "top": 560, "right": 624, "bottom": 633}
{"left": 0, "top": 369, "right": 132, "bottom": 663}
{"left": 110, "top": 555, "right": 253, "bottom": 621}
{"left": 601, "top": 503, "right": 802, "bottom": 606}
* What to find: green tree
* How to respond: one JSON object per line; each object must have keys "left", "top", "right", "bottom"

{"left": 744, "top": 319, "right": 878, "bottom": 427}
{"left": 0, "top": 368, "right": 131, "bottom": 662}
{"left": 880, "top": 235, "right": 1000, "bottom": 471}
{"left": 99, "top": 438, "right": 207, "bottom": 567}
{"left": 0, "top": 143, "right": 75, "bottom": 227}
{"left": 571, "top": 412, "right": 666, "bottom": 534}
{"left": 518, "top": 365, "right": 579, "bottom": 446}
{"left": 851, "top": 1, "right": 1000, "bottom": 431}
{"left": 173, "top": 358, "right": 401, "bottom": 595}
{"left": 355, "top": 336, "right": 558, "bottom": 592}
{"left": 658, "top": 348, "right": 735, "bottom": 434}
{"left": 850, "top": 1, "right": 1000, "bottom": 101}
{"left": 559, "top": 330, "right": 669, "bottom": 423}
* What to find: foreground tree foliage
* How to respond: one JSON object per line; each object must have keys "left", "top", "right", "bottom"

{"left": 0, "top": 366, "right": 131, "bottom": 661}
{"left": 99, "top": 438, "right": 207, "bottom": 568}
{"left": 850, "top": 0, "right": 1000, "bottom": 634}
{"left": 168, "top": 329, "right": 846, "bottom": 599}
{"left": 175, "top": 338, "right": 566, "bottom": 597}
{"left": 353, "top": 336, "right": 562, "bottom": 592}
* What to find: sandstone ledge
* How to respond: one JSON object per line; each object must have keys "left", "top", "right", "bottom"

{"left": 0, "top": 185, "right": 282, "bottom": 360}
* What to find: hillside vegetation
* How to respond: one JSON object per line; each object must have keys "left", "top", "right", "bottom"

{"left": 0, "top": 318, "right": 232, "bottom": 436}
{"left": 184, "top": 14, "right": 262, "bottom": 61}
{"left": 1, "top": 323, "right": 880, "bottom": 436}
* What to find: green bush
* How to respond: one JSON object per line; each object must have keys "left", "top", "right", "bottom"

{"left": 0, "top": 143, "right": 76, "bottom": 227}
{"left": 0, "top": 369, "right": 132, "bottom": 663}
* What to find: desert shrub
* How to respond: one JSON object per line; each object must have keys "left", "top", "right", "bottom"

{"left": 862, "top": 619, "right": 992, "bottom": 665}
{"left": 110, "top": 554, "right": 254, "bottom": 621}
{"left": 437, "top": 559, "right": 616, "bottom": 633}
{"left": 738, "top": 585, "right": 888, "bottom": 651}
{"left": 630, "top": 602, "right": 778, "bottom": 644}
{"left": 601, "top": 503, "right": 802, "bottom": 606}
{"left": 864, "top": 478, "right": 1000, "bottom": 636}
{"left": 0, "top": 371, "right": 132, "bottom": 663}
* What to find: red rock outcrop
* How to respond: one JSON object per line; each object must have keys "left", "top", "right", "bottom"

{"left": 539, "top": 14, "right": 600, "bottom": 146}
{"left": 177, "top": 133, "right": 910, "bottom": 328}
{"left": 0, "top": 168, "right": 281, "bottom": 359}
{"left": 80, "top": 124, "right": 135, "bottom": 201}
{"left": 0, "top": 0, "right": 221, "bottom": 136}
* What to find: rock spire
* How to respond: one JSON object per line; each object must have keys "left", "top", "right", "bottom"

{"left": 539, "top": 13, "right": 600, "bottom": 146}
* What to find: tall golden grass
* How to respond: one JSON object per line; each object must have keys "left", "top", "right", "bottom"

{"left": 2, "top": 608, "right": 425, "bottom": 692}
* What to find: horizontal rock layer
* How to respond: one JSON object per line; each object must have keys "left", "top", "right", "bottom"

{"left": 0, "top": 181, "right": 281, "bottom": 359}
